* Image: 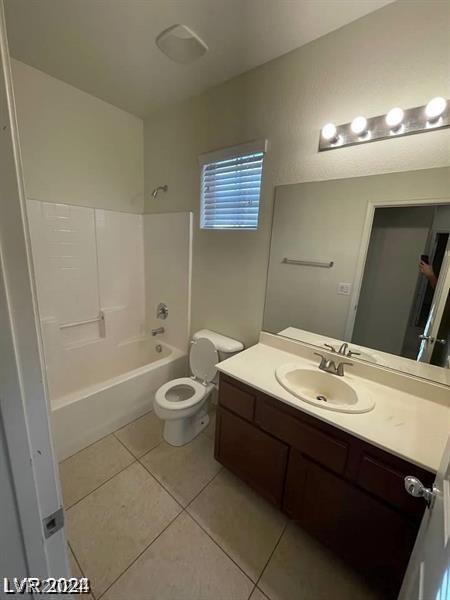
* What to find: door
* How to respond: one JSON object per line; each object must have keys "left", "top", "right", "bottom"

{"left": 399, "top": 436, "right": 450, "bottom": 600}
{"left": 0, "top": 0, "right": 69, "bottom": 580}
{"left": 417, "top": 249, "right": 450, "bottom": 364}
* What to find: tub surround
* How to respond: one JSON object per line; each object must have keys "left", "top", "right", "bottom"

{"left": 26, "top": 199, "right": 193, "bottom": 460}
{"left": 216, "top": 332, "right": 449, "bottom": 473}
{"left": 143, "top": 212, "right": 192, "bottom": 354}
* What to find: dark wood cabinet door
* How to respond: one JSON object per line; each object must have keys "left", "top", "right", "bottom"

{"left": 215, "top": 407, "right": 288, "bottom": 507}
{"left": 284, "top": 448, "right": 417, "bottom": 597}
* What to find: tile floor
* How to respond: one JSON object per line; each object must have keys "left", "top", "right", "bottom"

{"left": 61, "top": 406, "right": 382, "bottom": 600}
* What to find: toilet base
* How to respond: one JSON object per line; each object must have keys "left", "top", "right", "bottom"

{"left": 162, "top": 407, "right": 209, "bottom": 446}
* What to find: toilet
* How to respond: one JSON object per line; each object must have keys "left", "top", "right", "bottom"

{"left": 154, "top": 329, "right": 243, "bottom": 446}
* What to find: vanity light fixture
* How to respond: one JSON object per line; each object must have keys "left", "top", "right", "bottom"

{"left": 319, "top": 98, "right": 449, "bottom": 151}
{"left": 321, "top": 123, "right": 338, "bottom": 143}
{"left": 350, "top": 116, "right": 368, "bottom": 136}
{"left": 386, "top": 107, "right": 404, "bottom": 132}
{"left": 425, "top": 96, "right": 447, "bottom": 124}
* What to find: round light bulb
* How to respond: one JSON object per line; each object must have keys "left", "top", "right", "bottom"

{"left": 321, "top": 123, "right": 337, "bottom": 141}
{"left": 351, "top": 116, "right": 367, "bottom": 135}
{"left": 386, "top": 107, "right": 404, "bottom": 129}
{"left": 425, "top": 96, "right": 447, "bottom": 120}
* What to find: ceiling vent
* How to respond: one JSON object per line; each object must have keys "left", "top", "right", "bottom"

{"left": 156, "top": 24, "right": 208, "bottom": 64}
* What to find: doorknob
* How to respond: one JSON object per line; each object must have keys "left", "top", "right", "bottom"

{"left": 404, "top": 476, "right": 437, "bottom": 508}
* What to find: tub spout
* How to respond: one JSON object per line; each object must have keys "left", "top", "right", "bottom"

{"left": 151, "top": 327, "right": 165, "bottom": 336}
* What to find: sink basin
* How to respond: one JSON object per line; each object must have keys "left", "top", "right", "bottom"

{"left": 275, "top": 364, "right": 375, "bottom": 414}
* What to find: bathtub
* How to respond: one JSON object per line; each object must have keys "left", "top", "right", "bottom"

{"left": 51, "top": 341, "right": 187, "bottom": 461}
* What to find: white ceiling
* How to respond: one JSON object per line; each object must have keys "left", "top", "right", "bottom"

{"left": 5, "top": 0, "right": 393, "bottom": 118}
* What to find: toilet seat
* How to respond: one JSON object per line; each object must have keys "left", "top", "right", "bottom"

{"left": 153, "top": 330, "right": 243, "bottom": 446}
{"left": 155, "top": 376, "right": 212, "bottom": 411}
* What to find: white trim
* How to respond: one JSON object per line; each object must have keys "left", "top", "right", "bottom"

{"left": 344, "top": 197, "right": 450, "bottom": 342}
{"left": 198, "top": 138, "right": 267, "bottom": 166}
{"left": 0, "top": 1, "right": 69, "bottom": 578}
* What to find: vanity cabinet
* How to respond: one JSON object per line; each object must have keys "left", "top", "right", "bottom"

{"left": 215, "top": 374, "right": 435, "bottom": 597}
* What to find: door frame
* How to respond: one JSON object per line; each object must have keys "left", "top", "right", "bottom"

{"left": 344, "top": 197, "right": 450, "bottom": 342}
{"left": 0, "top": 0, "right": 69, "bottom": 578}
{"left": 417, "top": 248, "right": 450, "bottom": 363}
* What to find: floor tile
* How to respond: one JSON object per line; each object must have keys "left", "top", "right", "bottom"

{"left": 67, "top": 462, "right": 181, "bottom": 598}
{"left": 250, "top": 588, "right": 270, "bottom": 600}
{"left": 204, "top": 406, "right": 217, "bottom": 439}
{"left": 59, "top": 435, "right": 134, "bottom": 508}
{"left": 259, "top": 522, "right": 381, "bottom": 600}
{"left": 188, "top": 469, "right": 286, "bottom": 582}
{"left": 114, "top": 411, "right": 163, "bottom": 458}
{"left": 140, "top": 434, "right": 221, "bottom": 506}
{"left": 103, "top": 512, "right": 254, "bottom": 600}
{"left": 68, "top": 546, "right": 94, "bottom": 599}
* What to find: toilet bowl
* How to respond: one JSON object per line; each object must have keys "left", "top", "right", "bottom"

{"left": 154, "top": 330, "right": 243, "bottom": 446}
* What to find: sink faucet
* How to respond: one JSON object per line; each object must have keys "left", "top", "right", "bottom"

{"left": 151, "top": 327, "right": 165, "bottom": 336}
{"left": 324, "top": 342, "right": 360, "bottom": 358}
{"left": 314, "top": 352, "right": 352, "bottom": 377}
{"left": 337, "top": 342, "right": 349, "bottom": 355}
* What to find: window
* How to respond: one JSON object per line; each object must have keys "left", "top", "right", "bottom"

{"left": 199, "top": 140, "right": 267, "bottom": 230}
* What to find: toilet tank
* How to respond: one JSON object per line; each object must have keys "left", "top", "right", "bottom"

{"left": 192, "top": 329, "right": 244, "bottom": 362}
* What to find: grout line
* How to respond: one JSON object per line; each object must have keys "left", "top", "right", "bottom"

{"left": 137, "top": 437, "right": 222, "bottom": 509}
{"left": 63, "top": 415, "right": 160, "bottom": 510}
{"left": 96, "top": 509, "right": 185, "bottom": 600}
{"left": 112, "top": 408, "right": 154, "bottom": 434}
{"left": 64, "top": 458, "right": 137, "bottom": 511}
{"left": 59, "top": 430, "right": 120, "bottom": 465}
{"left": 68, "top": 541, "right": 96, "bottom": 598}
{"left": 185, "top": 466, "right": 223, "bottom": 508}
{"left": 137, "top": 457, "right": 185, "bottom": 510}
{"left": 112, "top": 428, "right": 163, "bottom": 460}
{"left": 253, "top": 520, "right": 288, "bottom": 596}
{"left": 247, "top": 584, "right": 257, "bottom": 600}
{"left": 59, "top": 408, "right": 153, "bottom": 464}
{"left": 185, "top": 510, "right": 256, "bottom": 586}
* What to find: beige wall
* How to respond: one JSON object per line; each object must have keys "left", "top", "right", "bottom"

{"left": 143, "top": 0, "right": 450, "bottom": 347}
{"left": 12, "top": 60, "right": 144, "bottom": 213}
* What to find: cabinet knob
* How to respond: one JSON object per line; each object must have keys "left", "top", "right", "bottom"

{"left": 404, "top": 476, "right": 437, "bottom": 508}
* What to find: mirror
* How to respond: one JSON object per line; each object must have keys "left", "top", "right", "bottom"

{"left": 263, "top": 170, "right": 450, "bottom": 386}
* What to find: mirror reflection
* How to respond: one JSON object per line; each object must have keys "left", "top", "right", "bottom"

{"left": 263, "top": 172, "right": 450, "bottom": 384}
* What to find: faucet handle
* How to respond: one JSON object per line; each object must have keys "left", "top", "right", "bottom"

{"left": 336, "top": 361, "right": 353, "bottom": 376}
{"left": 324, "top": 343, "right": 336, "bottom": 352}
{"left": 314, "top": 352, "right": 328, "bottom": 369}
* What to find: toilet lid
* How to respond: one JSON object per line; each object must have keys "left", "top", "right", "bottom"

{"left": 189, "top": 337, "right": 219, "bottom": 383}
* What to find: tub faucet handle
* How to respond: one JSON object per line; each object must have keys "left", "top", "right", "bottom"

{"left": 157, "top": 303, "right": 168, "bottom": 320}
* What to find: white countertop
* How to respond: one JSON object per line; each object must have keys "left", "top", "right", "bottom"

{"left": 216, "top": 339, "right": 450, "bottom": 473}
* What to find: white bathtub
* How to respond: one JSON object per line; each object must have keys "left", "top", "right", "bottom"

{"left": 51, "top": 342, "right": 187, "bottom": 461}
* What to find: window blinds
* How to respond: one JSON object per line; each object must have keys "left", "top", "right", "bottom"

{"left": 199, "top": 140, "right": 266, "bottom": 230}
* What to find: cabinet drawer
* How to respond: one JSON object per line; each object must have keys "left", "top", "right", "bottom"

{"left": 356, "top": 454, "right": 431, "bottom": 519}
{"left": 218, "top": 378, "right": 255, "bottom": 422}
{"left": 215, "top": 407, "right": 288, "bottom": 506}
{"left": 255, "top": 398, "right": 348, "bottom": 475}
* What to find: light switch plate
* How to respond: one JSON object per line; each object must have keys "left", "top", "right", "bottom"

{"left": 337, "top": 282, "right": 352, "bottom": 295}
